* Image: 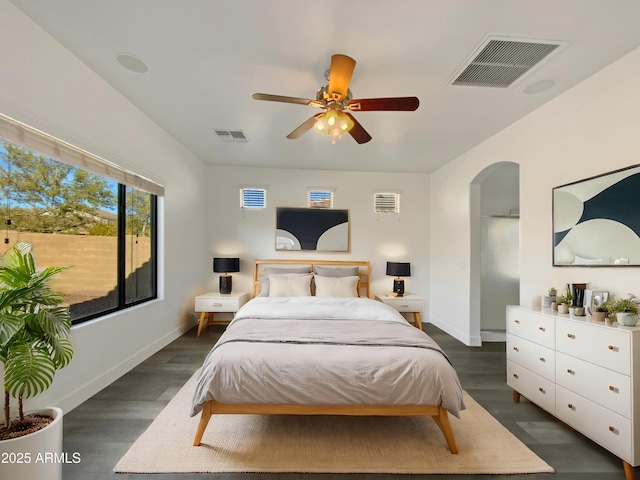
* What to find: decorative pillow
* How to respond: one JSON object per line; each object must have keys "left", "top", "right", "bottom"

{"left": 258, "top": 266, "right": 312, "bottom": 297}
{"left": 314, "top": 266, "right": 359, "bottom": 277}
{"left": 268, "top": 274, "right": 313, "bottom": 297}
{"left": 313, "top": 275, "right": 359, "bottom": 298}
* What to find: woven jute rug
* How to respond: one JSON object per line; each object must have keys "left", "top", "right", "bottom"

{"left": 114, "top": 370, "right": 554, "bottom": 474}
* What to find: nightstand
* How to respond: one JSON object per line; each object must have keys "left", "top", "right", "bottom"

{"left": 195, "top": 291, "right": 250, "bottom": 336}
{"left": 375, "top": 294, "right": 424, "bottom": 330}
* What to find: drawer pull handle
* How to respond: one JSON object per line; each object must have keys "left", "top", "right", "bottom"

{"left": 609, "top": 426, "right": 616, "bottom": 433}
{"left": 539, "top": 357, "right": 546, "bottom": 362}
{"left": 608, "top": 345, "right": 618, "bottom": 351}
{"left": 514, "top": 319, "right": 520, "bottom": 324}
{"left": 568, "top": 403, "right": 574, "bottom": 409}
{"left": 610, "top": 386, "right": 618, "bottom": 392}
{"left": 400, "top": 304, "right": 409, "bottom": 307}
{"left": 513, "top": 346, "right": 519, "bottom": 352}
{"left": 211, "top": 303, "right": 223, "bottom": 306}
{"left": 513, "top": 373, "right": 519, "bottom": 379}
{"left": 538, "top": 327, "right": 545, "bottom": 332}
{"left": 567, "top": 369, "right": 575, "bottom": 374}
{"left": 567, "top": 333, "right": 575, "bottom": 339}
{"left": 538, "top": 387, "right": 545, "bottom": 393}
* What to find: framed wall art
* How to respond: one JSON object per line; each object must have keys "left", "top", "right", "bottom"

{"left": 275, "top": 207, "right": 350, "bottom": 252}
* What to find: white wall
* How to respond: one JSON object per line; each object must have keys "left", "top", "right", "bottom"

{"left": 205, "top": 165, "right": 429, "bottom": 301}
{"left": 0, "top": 2, "right": 208, "bottom": 413}
{"left": 430, "top": 45, "right": 640, "bottom": 345}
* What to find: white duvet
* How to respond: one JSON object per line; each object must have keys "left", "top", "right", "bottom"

{"left": 191, "top": 297, "right": 465, "bottom": 417}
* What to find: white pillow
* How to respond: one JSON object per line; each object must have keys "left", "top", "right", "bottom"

{"left": 314, "top": 274, "right": 359, "bottom": 298}
{"left": 268, "top": 274, "right": 313, "bottom": 297}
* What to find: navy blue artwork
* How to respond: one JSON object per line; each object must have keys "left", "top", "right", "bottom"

{"left": 276, "top": 207, "right": 349, "bottom": 251}
{"left": 577, "top": 173, "right": 640, "bottom": 238}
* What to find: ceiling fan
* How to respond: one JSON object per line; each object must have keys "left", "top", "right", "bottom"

{"left": 252, "top": 54, "right": 419, "bottom": 144}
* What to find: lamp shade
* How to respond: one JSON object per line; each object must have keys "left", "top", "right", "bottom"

{"left": 213, "top": 257, "right": 240, "bottom": 274}
{"left": 386, "top": 261, "right": 411, "bottom": 277}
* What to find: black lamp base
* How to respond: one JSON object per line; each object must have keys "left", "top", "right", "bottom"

{"left": 393, "top": 278, "right": 405, "bottom": 297}
{"left": 219, "top": 275, "right": 232, "bottom": 294}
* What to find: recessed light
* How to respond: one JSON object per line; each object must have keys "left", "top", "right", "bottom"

{"left": 523, "top": 79, "right": 555, "bottom": 95}
{"left": 116, "top": 53, "right": 149, "bottom": 73}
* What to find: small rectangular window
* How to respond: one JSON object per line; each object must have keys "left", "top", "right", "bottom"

{"left": 240, "top": 187, "right": 266, "bottom": 209}
{"left": 374, "top": 191, "right": 400, "bottom": 214}
{"left": 308, "top": 189, "right": 333, "bottom": 209}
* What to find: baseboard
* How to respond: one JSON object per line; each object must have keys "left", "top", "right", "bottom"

{"left": 481, "top": 330, "right": 506, "bottom": 342}
{"left": 427, "top": 316, "right": 482, "bottom": 346}
{"left": 55, "top": 326, "right": 186, "bottom": 415}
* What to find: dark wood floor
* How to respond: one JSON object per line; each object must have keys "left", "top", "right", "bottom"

{"left": 62, "top": 322, "right": 635, "bottom": 479}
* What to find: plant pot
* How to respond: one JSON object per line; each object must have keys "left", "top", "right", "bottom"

{"left": 617, "top": 312, "right": 639, "bottom": 327}
{"left": 558, "top": 304, "right": 569, "bottom": 314}
{"left": 592, "top": 311, "right": 607, "bottom": 322}
{"left": 574, "top": 307, "right": 585, "bottom": 316}
{"left": 0, "top": 407, "right": 63, "bottom": 480}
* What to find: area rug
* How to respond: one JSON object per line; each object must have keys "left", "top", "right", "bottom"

{"left": 114, "top": 370, "right": 554, "bottom": 474}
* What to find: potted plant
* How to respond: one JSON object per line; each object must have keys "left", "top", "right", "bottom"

{"left": 608, "top": 294, "right": 640, "bottom": 326}
{"left": 557, "top": 292, "right": 572, "bottom": 314}
{"left": 0, "top": 242, "right": 72, "bottom": 480}
{"left": 592, "top": 301, "right": 610, "bottom": 322}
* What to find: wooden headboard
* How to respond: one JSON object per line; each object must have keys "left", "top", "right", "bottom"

{"left": 253, "top": 259, "right": 371, "bottom": 298}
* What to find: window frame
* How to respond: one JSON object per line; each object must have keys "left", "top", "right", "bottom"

{"left": 373, "top": 190, "right": 401, "bottom": 214}
{"left": 240, "top": 186, "right": 267, "bottom": 209}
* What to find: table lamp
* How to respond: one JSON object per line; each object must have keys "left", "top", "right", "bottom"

{"left": 213, "top": 257, "right": 240, "bottom": 294}
{"left": 386, "top": 261, "right": 411, "bottom": 297}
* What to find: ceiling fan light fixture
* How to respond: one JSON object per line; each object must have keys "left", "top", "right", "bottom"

{"left": 315, "top": 109, "right": 354, "bottom": 143}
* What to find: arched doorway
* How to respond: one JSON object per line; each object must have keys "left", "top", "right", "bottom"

{"left": 470, "top": 162, "right": 520, "bottom": 343}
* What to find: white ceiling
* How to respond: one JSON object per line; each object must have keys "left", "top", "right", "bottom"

{"left": 10, "top": 0, "right": 640, "bottom": 173}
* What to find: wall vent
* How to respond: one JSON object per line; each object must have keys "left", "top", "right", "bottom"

{"left": 215, "top": 130, "right": 248, "bottom": 143}
{"left": 449, "top": 36, "right": 567, "bottom": 88}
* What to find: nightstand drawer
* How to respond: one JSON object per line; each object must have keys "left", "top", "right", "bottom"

{"left": 195, "top": 292, "right": 249, "bottom": 312}
{"left": 376, "top": 295, "right": 423, "bottom": 312}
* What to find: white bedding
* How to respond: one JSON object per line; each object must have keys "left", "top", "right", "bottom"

{"left": 191, "top": 297, "right": 466, "bottom": 417}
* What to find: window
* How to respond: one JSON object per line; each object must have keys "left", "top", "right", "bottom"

{"left": 0, "top": 113, "right": 160, "bottom": 325}
{"left": 240, "top": 187, "right": 266, "bottom": 209}
{"left": 374, "top": 191, "right": 401, "bottom": 214}
{"left": 307, "top": 188, "right": 334, "bottom": 209}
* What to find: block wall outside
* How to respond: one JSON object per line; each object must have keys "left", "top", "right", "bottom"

{"left": 1, "top": 232, "right": 151, "bottom": 297}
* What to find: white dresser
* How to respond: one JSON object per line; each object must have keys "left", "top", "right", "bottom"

{"left": 507, "top": 305, "right": 640, "bottom": 479}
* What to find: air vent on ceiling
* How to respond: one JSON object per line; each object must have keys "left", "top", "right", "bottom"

{"left": 449, "top": 36, "right": 566, "bottom": 88}
{"left": 214, "top": 130, "right": 248, "bottom": 143}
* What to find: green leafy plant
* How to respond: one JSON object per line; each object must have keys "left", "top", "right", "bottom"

{"left": 0, "top": 242, "right": 72, "bottom": 435}
{"left": 595, "top": 300, "right": 610, "bottom": 313}
{"left": 607, "top": 294, "right": 639, "bottom": 321}
{"left": 558, "top": 292, "right": 572, "bottom": 306}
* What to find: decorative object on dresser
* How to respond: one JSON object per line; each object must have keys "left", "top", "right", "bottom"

{"left": 386, "top": 261, "right": 411, "bottom": 297}
{"left": 557, "top": 291, "right": 571, "bottom": 314}
{"left": 607, "top": 294, "right": 640, "bottom": 327}
{"left": 194, "top": 291, "right": 250, "bottom": 336}
{"left": 375, "top": 294, "right": 423, "bottom": 329}
{"left": 507, "top": 305, "right": 640, "bottom": 480}
{"left": 213, "top": 257, "right": 240, "bottom": 294}
{"left": 543, "top": 287, "right": 557, "bottom": 308}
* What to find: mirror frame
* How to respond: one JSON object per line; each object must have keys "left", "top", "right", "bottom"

{"left": 553, "top": 164, "right": 640, "bottom": 267}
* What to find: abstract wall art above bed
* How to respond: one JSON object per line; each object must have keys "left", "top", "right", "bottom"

{"left": 553, "top": 164, "right": 640, "bottom": 266}
{"left": 276, "top": 207, "right": 350, "bottom": 251}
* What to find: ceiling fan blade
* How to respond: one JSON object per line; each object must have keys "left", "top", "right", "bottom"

{"left": 253, "top": 93, "right": 317, "bottom": 106}
{"left": 327, "top": 54, "right": 356, "bottom": 101}
{"left": 286, "top": 114, "right": 321, "bottom": 139}
{"left": 347, "top": 97, "right": 420, "bottom": 112}
{"left": 344, "top": 112, "right": 372, "bottom": 144}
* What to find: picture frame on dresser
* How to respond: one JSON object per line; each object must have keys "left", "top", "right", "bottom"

{"left": 588, "top": 290, "right": 609, "bottom": 315}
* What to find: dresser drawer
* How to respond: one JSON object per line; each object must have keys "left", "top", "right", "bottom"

{"left": 555, "top": 319, "right": 630, "bottom": 375}
{"left": 507, "top": 334, "right": 555, "bottom": 381}
{"left": 556, "top": 352, "right": 631, "bottom": 418}
{"left": 556, "top": 385, "right": 631, "bottom": 461}
{"left": 506, "top": 307, "right": 555, "bottom": 349}
{"left": 507, "top": 360, "right": 555, "bottom": 413}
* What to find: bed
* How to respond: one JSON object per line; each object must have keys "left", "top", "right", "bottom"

{"left": 190, "top": 259, "right": 465, "bottom": 453}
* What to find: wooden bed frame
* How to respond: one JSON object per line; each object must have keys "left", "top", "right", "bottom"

{"left": 192, "top": 259, "right": 459, "bottom": 454}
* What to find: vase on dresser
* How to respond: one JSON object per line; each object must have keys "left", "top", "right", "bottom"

{"left": 617, "top": 312, "right": 639, "bottom": 327}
